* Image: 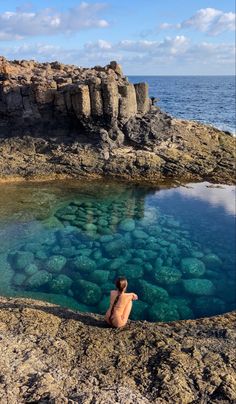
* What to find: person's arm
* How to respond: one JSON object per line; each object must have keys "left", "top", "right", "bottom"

{"left": 126, "top": 292, "right": 138, "bottom": 300}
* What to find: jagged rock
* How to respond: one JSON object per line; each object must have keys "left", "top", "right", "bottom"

{"left": 0, "top": 296, "right": 236, "bottom": 403}
{"left": 0, "top": 58, "right": 235, "bottom": 184}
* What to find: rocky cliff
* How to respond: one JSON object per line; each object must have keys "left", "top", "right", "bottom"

{"left": 0, "top": 57, "right": 235, "bottom": 183}
{"left": 0, "top": 297, "right": 235, "bottom": 403}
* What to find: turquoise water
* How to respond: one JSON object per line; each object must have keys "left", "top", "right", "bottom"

{"left": 0, "top": 180, "right": 235, "bottom": 322}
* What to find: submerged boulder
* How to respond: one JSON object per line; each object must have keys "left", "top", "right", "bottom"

{"left": 202, "top": 254, "right": 222, "bottom": 270}
{"left": 117, "top": 264, "right": 143, "bottom": 279}
{"left": 183, "top": 279, "right": 215, "bottom": 296}
{"left": 24, "top": 264, "right": 39, "bottom": 276}
{"left": 103, "top": 240, "right": 125, "bottom": 258}
{"left": 130, "top": 300, "right": 148, "bottom": 320}
{"left": 13, "top": 273, "right": 27, "bottom": 287}
{"left": 138, "top": 280, "right": 169, "bottom": 304}
{"left": 49, "top": 274, "right": 72, "bottom": 294}
{"left": 73, "top": 256, "right": 96, "bottom": 273}
{"left": 88, "top": 270, "right": 110, "bottom": 284}
{"left": 154, "top": 266, "right": 182, "bottom": 285}
{"left": 25, "top": 270, "right": 52, "bottom": 289}
{"left": 148, "top": 302, "right": 179, "bottom": 322}
{"left": 13, "top": 251, "right": 34, "bottom": 270}
{"left": 181, "top": 258, "right": 206, "bottom": 277}
{"left": 119, "top": 219, "right": 135, "bottom": 232}
{"left": 73, "top": 279, "right": 102, "bottom": 305}
{"left": 46, "top": 255, "right": 67, "bottom": 273}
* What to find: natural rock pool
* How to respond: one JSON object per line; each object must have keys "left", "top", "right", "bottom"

{"left": 0, "top": 180, "right": 235, "bottom": 322}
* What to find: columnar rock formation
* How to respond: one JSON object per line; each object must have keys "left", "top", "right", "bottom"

{"left": 0, "top": 56, "right": 235, "bottom": 183}
{"left": 0, "top": 57, "right": 150, "bottom": 138}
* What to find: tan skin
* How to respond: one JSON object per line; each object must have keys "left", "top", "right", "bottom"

{"left": 105, "top": 286, "right": 138, "bottom": 328}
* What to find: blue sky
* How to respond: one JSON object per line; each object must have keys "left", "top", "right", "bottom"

{"left": 0, "top": 0, "right": 235, "bottom": 74}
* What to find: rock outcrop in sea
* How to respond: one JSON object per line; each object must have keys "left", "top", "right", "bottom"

{"left": 0, "top": 56, "right": 235, "bottom": 183}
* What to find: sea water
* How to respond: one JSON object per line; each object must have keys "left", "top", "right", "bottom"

{"left": 0, "top": 180, "right": 235, "bottom": 322}
{"left": 129, "top": 76, "right": 236, "bottom": 135}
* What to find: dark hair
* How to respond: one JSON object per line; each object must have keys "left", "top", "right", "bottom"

{"left": 109, "top": 277, "right": 127, "bottom": 326}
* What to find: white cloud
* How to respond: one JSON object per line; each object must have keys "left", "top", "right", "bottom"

{"left": 160, "top": 8, "right": 236, "bottom": 36}
{"left": 3, "top": 35, "right": 235, "bottom": 74}
{"left": 0, "top": 3, "right": 109, "bottom": 40}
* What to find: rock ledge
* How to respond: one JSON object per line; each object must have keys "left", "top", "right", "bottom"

{"left": 0, "top": 296, "right": 235, "bottom": 403}
{"left": 0, "top": 57, "right": 235, "bottom": 184}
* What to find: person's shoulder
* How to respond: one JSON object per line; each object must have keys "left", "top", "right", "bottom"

{"left": 110, "top": 290, "right": 117, "bottom": 295}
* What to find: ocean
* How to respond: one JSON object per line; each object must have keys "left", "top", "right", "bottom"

{"left": 129, "top": 76, "right": 236, "bottom": 135}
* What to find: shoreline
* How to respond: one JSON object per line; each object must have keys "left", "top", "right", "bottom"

{"left": 0, "top": 296, "right": 235, "bottom": 402}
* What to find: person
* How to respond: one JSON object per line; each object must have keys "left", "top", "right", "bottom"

{"left": 105, "top": 277, "right": 138, "bottom": 328}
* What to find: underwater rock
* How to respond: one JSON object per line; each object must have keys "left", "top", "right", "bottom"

{"left": 35, "top": 250, "right": 48, "bottom": 260}
{"left": 49, "top": 274, "right": 72, "bottom": 294}
{"left": 191, "top": 251, "right": 204, "bottom": 259}
{"left": 154, "top": 266, "right": 182, "bottom": 285}
{"left": 101, "top": 282, "right": 115, "bottom": 294}
{"left": 73, "top": 279, "right": 102, "bottom": 305}
{"left": 132, "top": 229, "right": 148, "bottom": 239}
{"left": 73, "top": 256, "right": 96, "bottom": 273}
{"left": 25, "top": 270, "right": 52, "bottom": 289}
{"left": 98, "top": 296, "right": 110, "bottom": 314}
{"left": 117, "top": 264, "right": 143, "bottom": 279}
{"left": 13, "top": 273, "right": 27, "bottom": 287}
{"left": 88, "top": 270, "right": 110, "bottom": 284}
{"left": 138, "top": 280, "right": 169, "bottom": 304}
{"left": 24, "top": 263, "right": 39, "bottom": 276}
{"left": 130, "top": 300, "right": 148, "bottom": 320}
{"left": 104, "top": 240, "right": 125, "bottom": 258}
{"left": 23, "top": 243, "right": 41, "bottom": 253}
{"left": 46, "top": 255, "right": 67, "bottom": 273}
{"left": 84, "top": 223, "right": 97, "bottom": 232}
{"left": 119, "top": 219, "right": 135, "bottom": 232}
{"left": 181, "top": 258, "right": 206, "bottom": 277}
{"left": 169, "top": 297, "right": 194, "bottom": 320}
{"left": 13, "top": 251, "right": 34, "bottom": 270}
{"left": 100, "top": 235, "right": 114, "bottom": 243}
{"left": 194, "top": 297, "right": 226, "bottom": 317}
{"left": 168, "top": 243, "right": 180, "bottom": 258}
{"left": 148, "top": 302, "right": 179, "bottom": 322}
{"left": 108, "top": 257, "right": 128, "bottom": 270}
{"left": 202, "top": 254, "right": 222, "bottom": 270}
{"left": 183, "top": 279, "right": 215, "bottom": 296}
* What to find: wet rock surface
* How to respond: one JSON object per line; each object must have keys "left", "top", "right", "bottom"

{"left": 0, "top": 57, "right": 235, "bottom": 184}
{"left": 0, "top": 296, "right": 235, "bottom": 403}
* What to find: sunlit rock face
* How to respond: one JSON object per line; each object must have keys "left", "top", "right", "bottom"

{"left": 0, "top": 57, "right": 150, "bottom": 136}
{"left": 0, "top": 57, "right": 235, "bottom": 183}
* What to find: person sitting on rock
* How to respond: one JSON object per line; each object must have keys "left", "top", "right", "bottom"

{"left": 105, "top": 277, "right": 138, "bottom": 328}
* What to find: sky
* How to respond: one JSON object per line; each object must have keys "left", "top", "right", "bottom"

{"left": 0, "top": 0, "right": 235, "bottom": 75}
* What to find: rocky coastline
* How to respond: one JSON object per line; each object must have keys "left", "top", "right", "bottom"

{"left": 0, "top": 57, "right": 235, "bottom": 184}
{"left": 0, "top": 296, "right": 235, "bottom": 403}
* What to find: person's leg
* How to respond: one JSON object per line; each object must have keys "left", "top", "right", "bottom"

{"left": 120, "top": 300, "right": 132, "bottom": 326}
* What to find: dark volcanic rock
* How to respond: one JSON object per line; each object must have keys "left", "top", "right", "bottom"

{"left": 0, "top": 56, "right": 235, "bottom": 184}
{"left": 0, "top": 296, "right": 235, "bottom": 403}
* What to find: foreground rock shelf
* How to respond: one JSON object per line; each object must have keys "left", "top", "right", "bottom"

{"left": 0, "top": 57, "right": 235, "bottom": 184}
{"left": 0, "top": 296, "right": 235, "bottom": 403}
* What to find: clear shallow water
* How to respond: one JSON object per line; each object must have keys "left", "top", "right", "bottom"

{"left": 129, "top": 76, "right": 236, "bottom": 135}
{"left": 0, "top": 180, "right": 235, "bottom": 322}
